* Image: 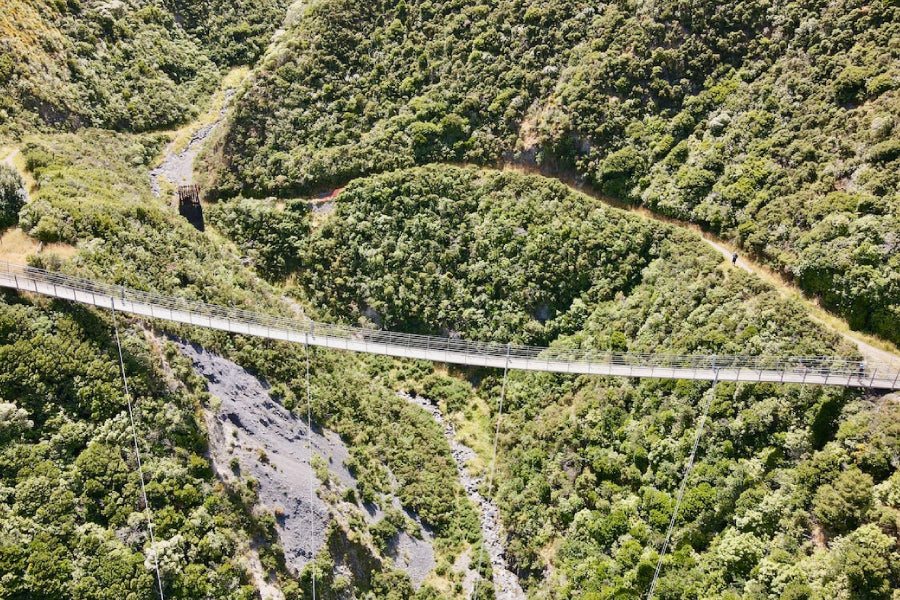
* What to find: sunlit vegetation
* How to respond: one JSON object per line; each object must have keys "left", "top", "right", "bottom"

{"left": 0, "top": 0, "right": 289, "bottom": 135}
{"left": 209, "top": 0, "right": 900, "bottom": 345}
{"left": 3, "top": 130, "right": 480, "bottom": 599}
{"left": 2, "top": 0, "right": 900, "bottom": 598}
{"left": 215, "top": 163, "right": 898, "bottom": 600}
{"left": 488, "top": 367, "right": 900, "bottom": 598}
{"left": 206, "top": 197, "right": 310, "bottom": 282}
{"left": 0, "top": 164, "right": 27, "bottom": 229}
{"left": 298, "top": 166, "right": 852, "bottom": 357}
{"left": 0, "top": 294, "right": 262, "bottom": 599}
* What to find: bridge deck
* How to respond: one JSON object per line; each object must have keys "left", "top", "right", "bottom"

{"left": 1, "top": 263, "right": 898, "bottom": 390}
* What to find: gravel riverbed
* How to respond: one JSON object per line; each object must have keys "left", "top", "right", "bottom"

{"left": 399, "top": 392, "right": 525, "bottom": 600}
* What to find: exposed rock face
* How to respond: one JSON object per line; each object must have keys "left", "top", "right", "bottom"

{"left": 177, "top": 339, "right": 346, "bottom": 572}
{"left": 387, "top": 529, "right": 436, "bottom": 590}
{"left": 176, "top": 340, "right": 436, "bottom": 589}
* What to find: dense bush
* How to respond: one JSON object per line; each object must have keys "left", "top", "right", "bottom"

{"left": 207, "top": 0, "right": 900, "bottom": 345}
{"left": 206, "top": 197, "right": 309, "bottom": 281}
{"left": 0, "top": 0, "right": 289, "bottom": 134}
{"left": 219, "top": 162, "right": 899, "bottom": 599}
{"left": 0, "top": 164, "right": 27, "bottom": 229}
{"left": 301, "top": 166, "right": 664, "bottom": 343}
{"left": 9, "top": 128, "right": 896, "bottom": 599}
{"left": 8, "top": 130, "right": 478, "bottom": 599}
{"left": 161, "top": 0, "right": 292, "bottom": 67}
{"left": 299, "top": 166, "right": 853, "bottom": 359}
{"left": 5, "top": 1, "right": 900, "bottom": 596}
{"left": 0, "top": 296, "right": 260, "bottom": 600}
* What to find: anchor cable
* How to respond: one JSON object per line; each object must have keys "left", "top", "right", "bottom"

{"left": 646, "top": 369, "right": 720, "bottom": 600}
{"left": 473, "top": 343, "right": 511, "bottom": 599}
{"left": 112, "top": 301, "right": 165, "bottom": 600}
{"left": 306, "top": 336, "right": 316, "bottom": 600}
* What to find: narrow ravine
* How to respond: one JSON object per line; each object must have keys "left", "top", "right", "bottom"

{"left": 149, "top": 88, "right": 237, "bottom": 196}
{"left": 399, "top": 391, "right": 526, "bottom": 600}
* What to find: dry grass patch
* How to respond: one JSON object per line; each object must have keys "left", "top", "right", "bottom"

{"left": 0, "top": 228, "right": 76, "bottom": 264}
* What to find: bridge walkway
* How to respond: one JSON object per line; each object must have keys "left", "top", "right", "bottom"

{"left": 1, "top": 262, "right": 898, "bottom": 390}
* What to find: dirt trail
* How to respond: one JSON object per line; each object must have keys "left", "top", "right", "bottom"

{"left": 2, "top": 147, "right": 38, "bottom": 195}
{"left": 1, "top": 147, "right": 16, "bottom": 167}
{"left": 399, "top": 391, "right": 525, "bottom": 600}
{"left": 696, "top": 234, "right": 900, "bottom": 369}
{"left": 500, "top": 163, "right": 900, "bottom": 370}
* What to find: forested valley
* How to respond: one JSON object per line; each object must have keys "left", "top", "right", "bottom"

{"left": 1, "top": 1, "right": 899, "bottom": 599}
{"left": 207, "top": 0, "right": 900, "bottom": 345}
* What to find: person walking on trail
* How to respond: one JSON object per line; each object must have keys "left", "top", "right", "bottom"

{"left": 732, "top": 251, "right": 738, "bottom": 266}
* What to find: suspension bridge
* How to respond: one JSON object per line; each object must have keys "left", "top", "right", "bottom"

{"left": 4, "top": 259, "right": 899, "bottom": 600}
{"left": 1, "top": 261, "right": 899, "bottom": 389}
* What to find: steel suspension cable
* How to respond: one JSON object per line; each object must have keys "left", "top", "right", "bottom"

{"left": 305, "top": 335, "right": 316, "bottom": 600}
{"left": 473, "top": 343, "right": 511, "bottom": 600}
{"left": 112, "top": 301, "right": 165, "bottom": 600}
{"left": 646, "top": 368, "right": 721, "bottom": 600}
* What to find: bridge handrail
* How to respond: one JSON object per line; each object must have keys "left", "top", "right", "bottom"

{"left": 2, "top": 261, "right": 897, "bottom": 382}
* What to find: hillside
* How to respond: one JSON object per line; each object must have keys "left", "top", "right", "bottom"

{"left": 205, "top": 0, "right": 900, "bottom": 345}
{"left": 210, "top": 163, "right": 900, "bottom": 598}
{"left": 0, "top": 1, "right": 899, "bottom": 599}
{"left": 0, "top": 0, "right": 290, "bottom": 134}
{"left": 1, "top": 129, "right": 486, "bottom": 599}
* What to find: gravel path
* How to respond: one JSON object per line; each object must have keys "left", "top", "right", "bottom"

{"left": 399, "top": 392, "right": 525, "bottom": 600}
{"left": 149, "top": 89, "right": 236, "bottom": 196}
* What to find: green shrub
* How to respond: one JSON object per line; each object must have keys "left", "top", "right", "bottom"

{"left": 0, "top": 164, "right": 26, "bottom": 229}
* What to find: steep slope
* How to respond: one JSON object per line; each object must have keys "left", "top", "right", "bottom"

{"left": 206, "top": 0, "right": 900, "bottom": 345}
{"left": 2, "top": 1, "right": 899, "bottom": 598}
{"left": 0, "top": 0, "right": 290, "bottom": 134}
{"left": 0, "top": 292, "right": 264, "bottom": 599}
{"left": 0, "top": 129, "right": 482, "bottom": 599}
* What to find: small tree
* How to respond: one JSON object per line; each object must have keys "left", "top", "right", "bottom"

{"left": 0, "top": 164, "right": 26, "bottom": 229}
{"left": 813, "top": 466, "right": 873, "bottom": 535}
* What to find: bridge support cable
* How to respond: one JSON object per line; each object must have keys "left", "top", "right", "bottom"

{"left": 473, "top": 343, "right": 511, "bottom": 600}
{"left": 112, "top": 301, "right": 165, "bottom": 600}
{"left": 305, "top": 334, "right": 316, "bottom": 600}
{"left": 646, "top": 368, "right": 721, "bottom": 600}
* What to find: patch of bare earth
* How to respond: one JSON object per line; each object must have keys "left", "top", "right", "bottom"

{"left": 812, "top": 525, "right": 828, "bottom": 550}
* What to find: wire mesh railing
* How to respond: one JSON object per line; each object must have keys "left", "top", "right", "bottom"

{"left": 2, "top": 261, "right": 899, "bottom": 388}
